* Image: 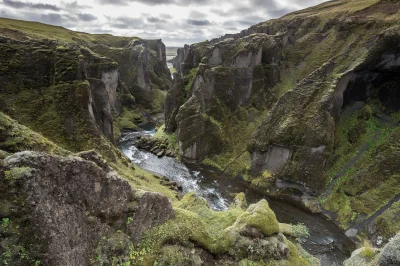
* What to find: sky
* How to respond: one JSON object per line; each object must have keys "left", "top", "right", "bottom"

{"left": 0, "top": 0, "right": 326, "bottom": 46}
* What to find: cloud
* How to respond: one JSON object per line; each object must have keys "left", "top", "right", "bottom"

{"left": 97, "top": 0, "right": 213, "bottom": 6}
{"left": 97, "top": 0, "right": 174, "bottom": 5}
{"left": 2, "top": 0, "right": 60, "bottom": 11}
{"left": 62, "top": 1, "right": 91, "bottom": 10}
{"left": 77, "top": 13, "right": 97, "bottom": 22}
{"left": 186, "top": 19, "right": 211, "bottom": 26}
{"left": 106, "top": 16, "right": 144, "bottom": 29}
{"left": 189, "top": 10, "right": 207, "bottom": 19}
{"left": 1, "top": 0, "right": 328, "bottom": 46}
{"left": 147, "top": 17, "right": 168, "bottom": 23}
{"left": 18, "top": 12, "right": 64, "bottom": 25}
{"left": 266, "top": 7, "right": 295, "bottom": 18}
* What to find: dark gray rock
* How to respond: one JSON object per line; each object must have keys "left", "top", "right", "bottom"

{"left": 0, "top": 151, "right": 174, "bottom": 265}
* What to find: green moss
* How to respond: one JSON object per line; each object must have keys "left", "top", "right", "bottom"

{"left": 323, "top": 102, "right": 400, "bottom": 229}
{"left": 0, "top": 112, "right": 70, "bottom": 156}
{"left": 368, "top": 200, "right": 400, "bottom": 239}
{"left": 4, "top": 167, "right": 32, "bottom": 181}
{"left": 114, "top": 107, "right": 143, "bottom": 134}
{"left": 127, "top": 193, "right": 311, "bottom": 265}
{"left": 153, "top": 124, "right": 179, "bottom": 151}
{"left": 184, "top": 67, "right": 199, "bottom": 92}
{"left": 231, "top": 199, "right": 279, "bottom": 237}
{"left": 149, "top": 89, "right": 167, "bottom": 114}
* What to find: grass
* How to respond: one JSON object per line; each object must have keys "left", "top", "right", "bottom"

{"left": 360, "top": 240, "right": 375, "bottom": 258}
{"left": 323, "top": 103, "right": 400, "bottom": 227}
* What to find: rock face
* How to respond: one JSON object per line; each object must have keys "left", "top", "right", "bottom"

{"left": 0, "top": 18, "right": 171, "bottom": 152}
{"left": 169, "top": 0, "right": 400, "bottom": 242}
{"left": 0, "top": 151, "right": 174, "bottom": 265}
{"left": 165, "top": 73, "right": 185, "bottom": 133}
{"left": 172, "top": 34, "right": 281, "bottom": 162}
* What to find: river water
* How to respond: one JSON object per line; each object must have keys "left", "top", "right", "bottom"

{"left": 119, "top": 126, "right": 355, "bottom": 265}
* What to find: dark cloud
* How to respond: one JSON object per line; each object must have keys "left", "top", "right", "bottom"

{"left": 77, "top": 13, "right": 97, "bottom": 22}
{"left": 2, "top": 0, "right": 60, "bottom": 11}
{"left": 62, "top": 1, "right": 91, "bottom": 10}
{"left": 209, "top": 9, "right": 227, "bottom": 16}
{"left": 147, "top": 17, "right": 168, "bottom": 23}
{"left": 247, "top": 0, "right": 279, "bottom": 8}
{"left": 106, "top": 16, "right": 144, "bottom": 29}
{"left": 186, "top": 19, "right": 211, "bottom": 26}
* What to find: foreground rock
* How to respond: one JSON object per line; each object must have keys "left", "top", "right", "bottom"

{"left": 344, "top": 233, "right": 400, "bottom": 266}
{"left": 154, "top": 193, "right": 317, "bottom": 265}
{"left": 379, "top": 233, "right": 400, "bottom": 266}
{"left": 0, "top": 151, "right": 174, "bottom": 265}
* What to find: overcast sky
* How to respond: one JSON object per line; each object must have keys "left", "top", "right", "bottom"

{"left": 0, "top": 0, "right": 326, "bottom": 46}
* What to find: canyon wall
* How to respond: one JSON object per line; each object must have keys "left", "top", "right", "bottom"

{"left": 168, "top": 0, "right": 400, "bottom": 245}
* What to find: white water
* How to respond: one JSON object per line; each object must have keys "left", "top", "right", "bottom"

{"left": 119, "top": 130, "right": 229, "bottom": 210}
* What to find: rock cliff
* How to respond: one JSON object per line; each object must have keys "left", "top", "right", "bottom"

{"left": 168, "top": 0, "right": 400, "bottom": 244}
{"left": 0, "top": 17, "right": 171, "bottom": 151}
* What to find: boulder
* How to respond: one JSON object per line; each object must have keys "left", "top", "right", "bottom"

{"left": 379, "top": 233, "right": 400, "bottom": 266}
{"left": 0, "top": 151, "right": 174, "bottom": 265}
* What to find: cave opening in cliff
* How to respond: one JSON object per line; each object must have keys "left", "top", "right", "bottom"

{"left": 342, "top": 70, "right": 400, "bottom": 113}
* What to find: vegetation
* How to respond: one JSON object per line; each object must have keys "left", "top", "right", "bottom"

{"left": 360, "top": 240, "right": 375, "bottom": 258}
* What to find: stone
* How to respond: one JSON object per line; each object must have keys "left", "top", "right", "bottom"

{"left": 379, "top": 233, "right": 400, "bottom": 266}
{"left": 1, "top": 151, "right": 174, "bottom": 264}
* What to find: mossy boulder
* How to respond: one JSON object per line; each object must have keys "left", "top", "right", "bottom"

{"left": 231, "top": 199, "right": 279, "bottom": 237}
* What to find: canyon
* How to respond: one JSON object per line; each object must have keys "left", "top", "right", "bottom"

{"left": 1, "top": 0, "right": 400, "bottom": 265}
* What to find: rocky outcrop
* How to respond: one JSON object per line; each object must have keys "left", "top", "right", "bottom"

{"left": 164, "top": 73, "right": 185, "bottom": 133}
{"left": 0, "top": 151, "right": 174, "bottom": 265}
{"left": 344, "top": 233, "right": 400, "bottom": 266}
{"left": 155, "top": 193, "right": 315, "bottom": 266}
{"left": 135, "top": 136, "right": 177, "bottom": 158}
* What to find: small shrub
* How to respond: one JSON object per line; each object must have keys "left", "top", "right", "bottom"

{"left": 360, "top": 240, "right": 375, "bottom": 258}
{"left": 292, "top": 223, "right": 310, "bottom": 240}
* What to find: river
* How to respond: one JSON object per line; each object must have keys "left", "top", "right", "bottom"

{"left": 119, "top": 125, "right": 355, "bottom": 265}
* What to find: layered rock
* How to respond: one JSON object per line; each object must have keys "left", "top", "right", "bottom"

{"left": 173, "top": 34, "right": 282, "bottom": 162}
